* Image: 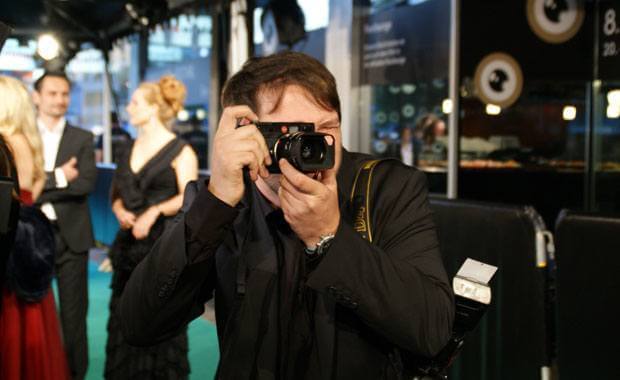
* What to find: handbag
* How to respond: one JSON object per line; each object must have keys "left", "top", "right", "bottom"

{"left": 5, "top": 205, "right": 56, "bottom": 302}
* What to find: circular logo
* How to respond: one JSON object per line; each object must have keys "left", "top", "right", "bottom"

{"left": 401, "top": 104, "right": 416, "bottom": 118}
{"left": 526, "top": 0, "right": 585, "bottom": 44}
{"left": 474, "top": 52, "right": 524, "bottom": 108}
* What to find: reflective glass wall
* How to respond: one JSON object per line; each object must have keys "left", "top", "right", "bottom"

{"left": 146, "top": 12, "right": 212, "bottom": 169}
{"left": 253, "top": 0, "right": 329, "bottom": 61}
{"left": 340, "top": 0, "right": 620, "bottom": 222}
{"left": 593, "top": 1, "right": 620, "bottom": 214}
{"left": 453, "top": 0, "right": 594, "bottom": 224}
{"left": 351, "top": 0, "right": 452, "bottom": 193}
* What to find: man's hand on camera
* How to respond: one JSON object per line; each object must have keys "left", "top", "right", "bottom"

{"left": 208, "top": 106, "right": 272, "bottom": 207}
{"left": 278, "top": 158, "right": 339, "bottom": 248}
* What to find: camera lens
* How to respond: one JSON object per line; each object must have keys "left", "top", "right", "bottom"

{"left": 301, "top": 143, "right": 312, "bottom": 159}
{"left": 301, "top": 143, "right": 314, "bottom": 160}
{"left": 300, "top": 140, "right": 325, "bottom": 161}
{"left": 299, "top": 135, "right": 325, "bottom": 164}
{"left": 273, "top": 131, "right": 332, "bottom": 172}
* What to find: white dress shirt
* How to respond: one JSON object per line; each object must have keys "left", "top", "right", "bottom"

{"left": 38, "top": 117, "right": 68, "bottom": 221}
{"left": 400, "top": 141, "right": 413, "bottom": 166}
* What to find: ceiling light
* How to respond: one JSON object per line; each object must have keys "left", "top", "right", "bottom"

{"left": 607, "top": 89, "right": 620, "bottom": 105}
{"left": 442, "top": 99, "right": 453, "bottom": 114}
{"left": 177, "top": 109, "right": 190, "bottom": 122}
{"left": 562, "top": 106, "right": 577, "bottom": 121}
{"left": 37, "top": 34, "right": 60, "bottom": 61}
{"left": 607, "top": 105, "right": 620, "bottom": 119}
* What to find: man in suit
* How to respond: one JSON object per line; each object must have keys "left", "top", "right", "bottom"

{"left": 33, "top": 71, "right": 96, "bottom": 380}
{"left": 120, "top": 52, "right": 454, "bottom": 379}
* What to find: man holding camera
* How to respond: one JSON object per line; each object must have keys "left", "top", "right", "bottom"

{"left": 120, "top": 52, "right": 454, "bottom": 379}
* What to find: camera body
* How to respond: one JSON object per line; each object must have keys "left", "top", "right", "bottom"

{"left": 255, "top": 122, "right": 335, "bottom": 174}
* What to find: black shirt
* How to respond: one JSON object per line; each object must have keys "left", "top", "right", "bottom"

{"left": 120, "top": 150, "right": 455, "bottom": 379}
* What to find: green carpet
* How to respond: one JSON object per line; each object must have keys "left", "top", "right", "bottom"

{"left": 56, "top": 262, "right": 220, "bottom": 379}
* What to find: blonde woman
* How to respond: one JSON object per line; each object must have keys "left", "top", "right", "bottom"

{"left": 0, "top": 76, "right": 45, "bottom": 201}
{"left": 0, "top": 75, "right": 70, "bottom": 380}
{"left": 104, "top": 75, "right": 198, "bottom": 379}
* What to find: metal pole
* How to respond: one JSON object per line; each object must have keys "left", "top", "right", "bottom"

{"left": 102, "top": 50, "right": 118, "bottom": 165}
{"left": 102, "top": 63, "right": 112, "bottom": 164}
{"left": 208, "top": 4, "right": 220, "bottom": 171}
{"left": 229, "top": 0, "right": 249, "bottom": 75}
{"left": 138, "top": 29, "right": 148, "bottom": 81}
{"left": 585, "top": 0, "right": 600, "bottom": 211}
{"left": 447, "top": 0, "right": 460, "bottom": 199}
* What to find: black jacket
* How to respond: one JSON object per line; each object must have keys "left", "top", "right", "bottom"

{"left": 119, "top": 150, "right": 454, "bottom": 379}
{"left": 37, "top": 125, "right": 96, "bottom": 252}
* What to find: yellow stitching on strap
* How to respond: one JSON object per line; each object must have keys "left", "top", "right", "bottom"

{"left": 365, "top": 160, "right": 380, "bottom": 242}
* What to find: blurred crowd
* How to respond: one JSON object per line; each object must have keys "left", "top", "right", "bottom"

{"left": 0, "top": 72, "right": 198, "bottom": 380}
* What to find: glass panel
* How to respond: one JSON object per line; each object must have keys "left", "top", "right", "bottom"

{"left": 594, "top": 1, "right": 620, "bottom": 214}
{"left": 146, "top": 12, "right": 212, "bottom": 170}
{"left": 253, "top": 0, "right": 329, "bottom": 62}
{"left": 594, "top": 83, "right": 620, "bottom": 212}
{"left": 456, "top": 0, "right": 592, "bottom": 225}
{"left": 352, "top": 0, "right": 452, "bottom": 194}
{"left": 459, "top": 81, "right": 587, "bottom": 171}
{"left": 458, "top": 80, "right": 588, "bottom": 224}
{"left": 64, "top": 48, "right": 110, "bottom": 166}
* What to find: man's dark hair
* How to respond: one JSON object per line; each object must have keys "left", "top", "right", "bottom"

{"left": 222, "top": 51, "right": 341, "bottom": 121}
{"left": 34, "top": 71, "right": 72, "bottom": 92}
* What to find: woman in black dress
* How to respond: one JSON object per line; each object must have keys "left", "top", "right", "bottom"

{"left": 105, "top": 75, "right": 198, "bottom": 379}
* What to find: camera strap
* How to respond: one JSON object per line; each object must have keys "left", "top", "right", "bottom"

{"left": 349, "top": 158, "right": 396, "bottom": 243}
{"left": 350, "top": 158, "right": 445, "bottom": 377}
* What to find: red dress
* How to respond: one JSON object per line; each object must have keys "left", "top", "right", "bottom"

{"left": 0, "top": 190, "right": 70, "bottom": 380}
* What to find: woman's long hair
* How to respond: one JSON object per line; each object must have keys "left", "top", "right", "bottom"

{"left": 0, "top": 76, "right": 45, "bottom": 183}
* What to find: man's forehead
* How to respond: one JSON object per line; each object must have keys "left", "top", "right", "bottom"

{"left": 257, "top": 84, "right": 337, "bottom": 120}
{"left": 40, "top": 77, "right": 70, "bottom": 91}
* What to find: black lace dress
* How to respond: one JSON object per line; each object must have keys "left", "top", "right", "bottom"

{"left": 104, "top": 138, "right": 190, "bottom": 380}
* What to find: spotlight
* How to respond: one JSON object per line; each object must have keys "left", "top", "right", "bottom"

{"left": 37, "top": 34, "right": 60, "bottom": 61}
{"left": 485, "top": 104, "right": 501, "bottom": 116}
{"left": 562, "top": 106, "right": 577, "bottom": 121}
{"left": 196, "top": 109, "right": 207, "bottom": 120}
{"left": 177, "top": 109, "right": 190, "bottom": 122}
{"left": 606, "top": 90, "right": 620, "bottom": 118}
{"left": 607, "top": 89, "right": 620, "bottom": 105}
{"left": 442, "top": 99, "right": 453, "bottom": 114}
{"left": 607, "top": 105, "right": 620, "bottom": 119}
{"left": 125, "top": 0, "right": 168, "bottom": 30}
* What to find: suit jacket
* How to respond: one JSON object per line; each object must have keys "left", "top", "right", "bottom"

{"left": 37, "top": 125, "right": 96, "bottom": 253}
{"left": 119, "top": 150, "right": 454, "bottom": 379}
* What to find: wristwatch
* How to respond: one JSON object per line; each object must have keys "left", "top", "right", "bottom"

{"left": 304, "top": 233, "right": 335, "bottom": 256}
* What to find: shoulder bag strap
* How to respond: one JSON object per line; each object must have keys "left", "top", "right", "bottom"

{"left": 349, "top": 158, "right": 395, "bottom": 243}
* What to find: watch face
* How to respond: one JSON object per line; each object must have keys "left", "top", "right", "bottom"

{"left": 316, "top": 234, "right": 335, "bottom": 255}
